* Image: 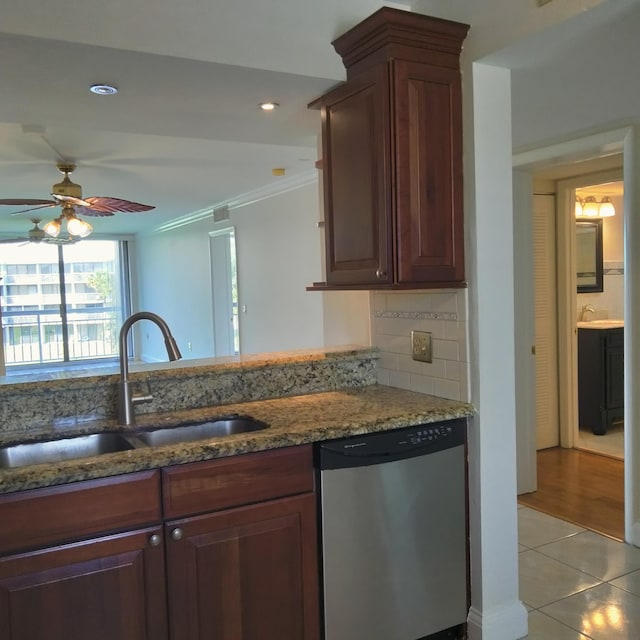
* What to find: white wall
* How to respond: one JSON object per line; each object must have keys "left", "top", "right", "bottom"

{"left": 226, "top": 182, "right": 325, "bottom": 355}
{"left": 136, "top": 217, "right": 216, "bottom": 362}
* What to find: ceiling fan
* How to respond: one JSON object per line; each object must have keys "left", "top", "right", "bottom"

{"left": 0, "top": 163, "right": 155, "bottom": 238}
{"left": 0, "top": 218, "right": 78, "bottom": 245}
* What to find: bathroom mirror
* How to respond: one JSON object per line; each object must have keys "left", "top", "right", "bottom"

{"left": 576, "top": 219, "right": 603, "bottom": 293}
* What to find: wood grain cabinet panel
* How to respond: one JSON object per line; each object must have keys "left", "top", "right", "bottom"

{"left": 165, "top": 494, "right": 320, "bottom": 640}
{"left": 309, "top": 8, "right": 469, "bottom": 290}
{"left": 0, "top": 526, "right": 168, "bottom": 640}
{"left": 0, "top": 446, "right": 320, "bottom": 640}
{"left": 0, "top": 470, "right": 162, "bottom": 555}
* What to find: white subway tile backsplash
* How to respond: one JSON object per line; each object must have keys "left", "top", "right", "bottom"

{"left": 377, "top": 368, "right": 391, "bottom": 386}
{"left": 445, "top": 360, "right": 461, "bottom": 381}
{"left": 432, "top": 339, "right": 460, "bottom": 362}
{"left": 410, "top": 373, "right": 435, "bottom": 395}
{"left": 379, "top": 351, "right": 400, "bottom": 371}
{"left": 434, "top": 378, "right": 461, "bottom": 401}
{"left": 371, "top": 290, "right": 470, "bottom": 402}
{"left": 389, "top": 369, "right": 412, "bottom": 390}
{"left": 430, "top": 291, "right": 459, "bottom": 314}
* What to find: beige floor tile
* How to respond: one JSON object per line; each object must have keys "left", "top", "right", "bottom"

{"left": 518, "top": 506, "right": 585, "bottom": 549}
{"left": 610, "top": 569, "right": 640, "bottom": 597}
{"left": 525, "top": 610, "right": 591, "bottom": 639}
{"left": 519, "top": 549, "right": 602, "bottom": 609}
{"left": 537, "top": 531, "right": 640, "bottom": 581}
{"left": 541, "top": 583, "right": 640, "bottom": 640}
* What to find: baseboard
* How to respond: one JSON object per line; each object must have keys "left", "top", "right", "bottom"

{"left": 467, "top": 601, "right": 528, "bottom": 640}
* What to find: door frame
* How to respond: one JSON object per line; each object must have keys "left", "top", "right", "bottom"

{"left": 513, "top": 125, "right": 640, "bottom": 546}
{"left": 555, "top": 168, "right": 623, "bottom": 450}
{"left": 208, "top": 228, "right": 238, "bottom": 357}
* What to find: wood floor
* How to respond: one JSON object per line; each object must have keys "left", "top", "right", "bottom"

{"left": 518, "top": 447, "right": 624, "bottom": 540}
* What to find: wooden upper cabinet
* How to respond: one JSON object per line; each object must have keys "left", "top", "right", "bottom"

{"left": 309, "top": 8, "right": 469, "bottom": 289}
{"left": 319, "top": 65, "right": 392, "bottom": 286}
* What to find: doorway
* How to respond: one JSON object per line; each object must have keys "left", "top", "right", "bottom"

{"left": 533, "top": 167, "right": 624, "bottom": 459}
{"left": 209, "top": 228, "right": 239, "bottom": 357}
{"left": 525, "top": 162, "right": 626, "bottom": 537}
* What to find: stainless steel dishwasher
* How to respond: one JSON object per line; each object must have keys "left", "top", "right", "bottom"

{"left": 316, "top": 418, "right": 468, "bottom": 640}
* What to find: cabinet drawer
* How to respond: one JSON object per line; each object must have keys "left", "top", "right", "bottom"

{"left": 0, "top": 470, "right": 162, "bottom": 555}
{"left": 162, "top": 445, "right": 314, "bottom": 519}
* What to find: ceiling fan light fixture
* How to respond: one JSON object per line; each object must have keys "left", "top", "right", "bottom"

{"left": 90, "top": 83, "right": 118, "bottom": 96}
{"left": 43, "top": 217, "right": 62, "bottom": 237}
{"left": 66, "top": 215, "right": 93, "bottom": 238}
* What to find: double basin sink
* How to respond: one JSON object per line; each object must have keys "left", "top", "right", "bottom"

{"left": 0, "top": 415, "right": 269, "bottom": 470}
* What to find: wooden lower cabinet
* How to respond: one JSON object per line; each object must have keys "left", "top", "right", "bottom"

{"left": 0, "top": 526, "right": 168, "bottom": 640}
{"left": 0, "top": 447, "right": 320, "bottom": 640}
{"left": 165, "top": 493, "right": 319, "bottom": 640}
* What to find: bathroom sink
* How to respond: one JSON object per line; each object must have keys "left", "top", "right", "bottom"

{"left": 577, "top": 319, "right": 624, "bottom": 328}
{"left": 0, "top": 433, "right": 135, "bottom": 469}
{"left": 135, "top": 415, "right": 269, "bottom": 447}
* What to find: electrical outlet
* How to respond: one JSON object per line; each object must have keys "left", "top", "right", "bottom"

{"left": 411, "top": 330, "right": 432, "bottom": 363}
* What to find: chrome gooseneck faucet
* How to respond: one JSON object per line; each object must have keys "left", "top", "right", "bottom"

{"left": 117, "top": 311, "right": 182, "bottom": 425}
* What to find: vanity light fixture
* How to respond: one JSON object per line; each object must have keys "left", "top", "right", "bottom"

{"left": 89, "top": 83, "right": 118, "bottom": 95}
{"left": 575, "top": 196, "right": 616, "bottom": 218}
{"left": 258, "top": 101, "right": 279, "bottom": 111}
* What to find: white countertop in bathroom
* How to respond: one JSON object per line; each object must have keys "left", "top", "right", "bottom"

{"left": 577, "top": 320, "right": 624, "bottom": 329}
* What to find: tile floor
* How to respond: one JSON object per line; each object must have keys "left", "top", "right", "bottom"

{"left": 519, "top": 506, "right": 640, "bottom": 639}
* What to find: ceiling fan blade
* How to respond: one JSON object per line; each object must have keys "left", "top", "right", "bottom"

{"left": 81, "top": 196, "right": 155, "bottom": 215}
{"left": 0, "top": 237, "right": 29, "bottom": 244}
{"left": 5, "top": 203, "right": 57, "bottom": 216}
{"left": 50, "top": 193, "right": 93, "bottom": 207}
{"left": 0, "top": 199, "right": 56, "bottom": 206}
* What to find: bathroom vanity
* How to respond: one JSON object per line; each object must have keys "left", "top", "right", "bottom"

{"left": 577, "top": 322, "right": 624, "bottom": 435}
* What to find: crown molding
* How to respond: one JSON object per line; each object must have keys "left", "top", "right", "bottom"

{"left": 153, "top": 169, "right": 318, "bottom": 234}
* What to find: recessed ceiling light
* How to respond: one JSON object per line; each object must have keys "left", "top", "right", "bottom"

{"left": 259, "top": 102, "right": 279, "bottom": 111}
{"left": 90, "top": 84, "right": 118, "bottom": 96}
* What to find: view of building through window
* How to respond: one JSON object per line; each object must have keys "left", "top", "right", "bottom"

{"left": 0, "top": 240, "right": 130, "bottom": 369}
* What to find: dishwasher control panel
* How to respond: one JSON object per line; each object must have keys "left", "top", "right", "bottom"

{"left": 318, "top": 418, "right": 466, "bottom": 469}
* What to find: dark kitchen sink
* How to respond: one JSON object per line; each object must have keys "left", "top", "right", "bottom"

{"left": 134, "top": 415, "right": 269, "bottom": 447}
{"left": 0, "top": 433, "right": 136, "bottom": 469}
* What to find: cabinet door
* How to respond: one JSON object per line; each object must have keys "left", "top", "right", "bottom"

{"left": 320, "top": 64, "right": 392, "bottom": 285}
{"left": 606, "top": 345, "right": 624, "bottom": 409}
{"left": 393, "top": 59, "right": 465, "bottom": 285}
{"left": 166, "top": 493, "right": 320, "bottom": 640}
{"left": 0, "top": 526, "right": 168, "bottom": 640}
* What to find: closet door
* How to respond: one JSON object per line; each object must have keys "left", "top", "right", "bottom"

{"left": 533, "top": 193, "right": 560, "bottom": 449}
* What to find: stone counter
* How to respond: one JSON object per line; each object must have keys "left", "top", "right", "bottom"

{"left": 0, "top": 345, "right": 379, "bottom": 442}
{"left": 0, "top": 385, "right": 474, "bottom": 495}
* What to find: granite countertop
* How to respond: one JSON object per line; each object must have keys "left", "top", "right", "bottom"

{"left": 0, "top": 384, "right": 474, "bottom": 495}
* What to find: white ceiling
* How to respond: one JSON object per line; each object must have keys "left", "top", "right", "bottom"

{"left": 0, "top": 0, "right": 416, "bottom": 237}
{"left": 0, "top": 0, "right": 636, "bottom": 239}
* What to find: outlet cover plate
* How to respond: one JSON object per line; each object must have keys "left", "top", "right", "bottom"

{"left": 411, "top": 330, "right": 432, "bottom": 363}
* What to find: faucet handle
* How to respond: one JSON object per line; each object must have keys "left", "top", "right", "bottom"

{"left": 132, "top": 379, "right": 153, "bottom": 406}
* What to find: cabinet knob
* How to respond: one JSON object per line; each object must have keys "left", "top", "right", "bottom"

{"left": 376, "top": 269, "right": 387, "bottom": 279}
{"left": 171, "top": 528, "right": 184, "bottom": 541}
{"left": 149, "top": 534, "right": 162, "bottom": 547}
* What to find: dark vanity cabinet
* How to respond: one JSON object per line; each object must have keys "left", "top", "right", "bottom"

{"left": 308, "top": 8, "right": 469, "bottom": 289}
{"left": 578, "top": 327, "right": 624, "bottom": 435}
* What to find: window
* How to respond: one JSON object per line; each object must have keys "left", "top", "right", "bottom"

{"left": 0, "top": 240, "right": 131, "bottom": 369}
